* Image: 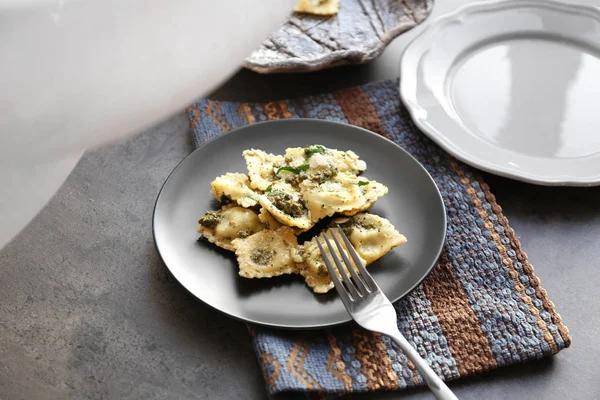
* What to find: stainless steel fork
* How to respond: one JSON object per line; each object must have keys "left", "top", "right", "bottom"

{"left": 317, "top": 226, "right": 459, "bottom": 400}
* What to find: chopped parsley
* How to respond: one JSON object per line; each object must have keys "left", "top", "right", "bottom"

{"left": 358, "top": 180, "right": 369, "bottom": 186}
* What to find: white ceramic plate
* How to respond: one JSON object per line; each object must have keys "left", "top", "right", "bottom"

{"left": 400, "top": 0, "right": 600, "bottom": 186}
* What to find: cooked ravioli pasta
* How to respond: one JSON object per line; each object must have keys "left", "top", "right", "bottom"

{"left": 197, "top": 204, "right": 264, "bottom": 251}
{"left": 243, "top": 149, "right": 284, "bottom": 191}
{"left": 294, "top": 0, "right": 340, "bottom": 16}
{"left": 337, "top": 213, "right": 407, "bottom": 264}
{"left": 258, "top": 182, "right": 313, "bottom": 230}
{"left": 300, "top": 171, "right": 366, "bottom": 221}
{"left": 341, "top": 180, "right": 388, "bottom": 216}
{"left": 210, "top": 173, "right": 258, "bottom": 208}
{"left": 232, "top": 226, "right": 300, "bottom": 278}
{"left": 279, "top": 145, "right": 366, "bottom": 182}
{"left": 197, "top": 144, "right": 406, "bottom": 294}
{"left": 296, "top": 233, "right": 368, "bottom": 293}
{"left": 258, "top": 207, "right": 282, "bottom": 230}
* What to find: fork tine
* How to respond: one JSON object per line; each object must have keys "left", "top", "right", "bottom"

{"left": 335, "top": 225, "right": 377, "bottom": 291}
{"left": 316, "top": 236, "right": 353, "bottom": 305}
{"left": 329, "top": 228, "right": 369, "bottom": 297}
{"left": 322, "top": 232, "right": 360, "bottom": 300}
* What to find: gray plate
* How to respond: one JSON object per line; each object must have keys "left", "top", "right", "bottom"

{"left": 153, "top": 120, "right": 446, "bottom": 329}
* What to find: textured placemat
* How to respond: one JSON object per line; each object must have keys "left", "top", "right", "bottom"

{"left": 187, "top": 79, "right": 571, "bottom": 397}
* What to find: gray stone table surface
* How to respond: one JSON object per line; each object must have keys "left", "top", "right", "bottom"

{"left": 2, "top": 0, "right": 600, "bottom": 399}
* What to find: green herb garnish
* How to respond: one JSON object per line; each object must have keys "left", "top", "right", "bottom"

{"left": 265, "top": 184, "right": 272, "bottom": 193}
{"left": 276, "top": 164, "right": 310, "bottom": 175}
{"left": 250, "top": 248, "right": 276, "bottom": 266}
{"left": 198, "top": 211, "right": 220, "bottom": 228}
{"left": 304, "top": 144, "right": 326, "bottom": 159}
{"left": 267, "top": 191, "right": 306, "bottom": 217}
{"left": 358, "top": 181, "right": 369, "bottom": 186}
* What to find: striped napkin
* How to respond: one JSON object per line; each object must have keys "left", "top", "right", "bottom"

{"left": 187, "top": 79, "right": 571, "bottom": 397}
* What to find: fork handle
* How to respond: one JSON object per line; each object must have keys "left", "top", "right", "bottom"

{"left": 387, "top": 329, "right": 459, "bottom": 400}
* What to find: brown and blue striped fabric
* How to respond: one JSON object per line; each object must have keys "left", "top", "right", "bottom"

{"left": 187, "top": 79, "right": 571, "bottom": 397}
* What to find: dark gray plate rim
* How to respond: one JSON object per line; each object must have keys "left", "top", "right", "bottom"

{"left": 152, "top": 119, "right": 447, "bottom": 329}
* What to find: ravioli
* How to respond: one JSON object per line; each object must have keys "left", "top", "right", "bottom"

{"left": 326, "top": 148, "right": 366, "bottom": 174}
{"left": 210, "top": 173, "right": 258, "bottom": 208}
{"left": 231, "top": 226, "right": 300, "bottom": 278}
{"left": 258, "top": 182, "right": 313, "bottom": 230}
{"left": 337, "top": 213, "right": 407, "bottom": 264}
{"left": 282, "top": 145, "right": 367, "bottom": 177}
{"left": 342, "top": 179, "right": 388, "bottom": 216}
{"left": 297, "top": 233, "right": 367, "bottom": 294}
{"left": 197, "top": 204, "right": 264, "bottom": 251}
{"left": 294, "top": 0, "right": 340, "bottom": 17}
{"left": 300, "top": 172, "right": 366, "bottom": 221}
{"left": 243, "top": 149, "right": 284, "bottom": 191}
{"left": 282, "top": 147, "right": 307, "bottom": 169}
{"left": 258, "top": 207, "right": 282, "bottom": 230}
{"left": 196, "top": 144, "right": 406, "bottom": 294}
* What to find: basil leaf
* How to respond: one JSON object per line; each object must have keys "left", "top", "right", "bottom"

{"left": 276, "top": 166, "right": 298, "bottom": 175}
{"left": 276, "top": 164, "right": 310, "bottom": 175}
{"left": 304, "top": 144, "right": 326, "bottom": 158}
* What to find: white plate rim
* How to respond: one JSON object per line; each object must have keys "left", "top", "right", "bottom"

{"left": 399, "top": 0, "right": 600, "bottom": 187}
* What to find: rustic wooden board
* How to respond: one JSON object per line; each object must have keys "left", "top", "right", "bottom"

{"left": 245, "top": 0, "right": 433, "bottom": 74}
